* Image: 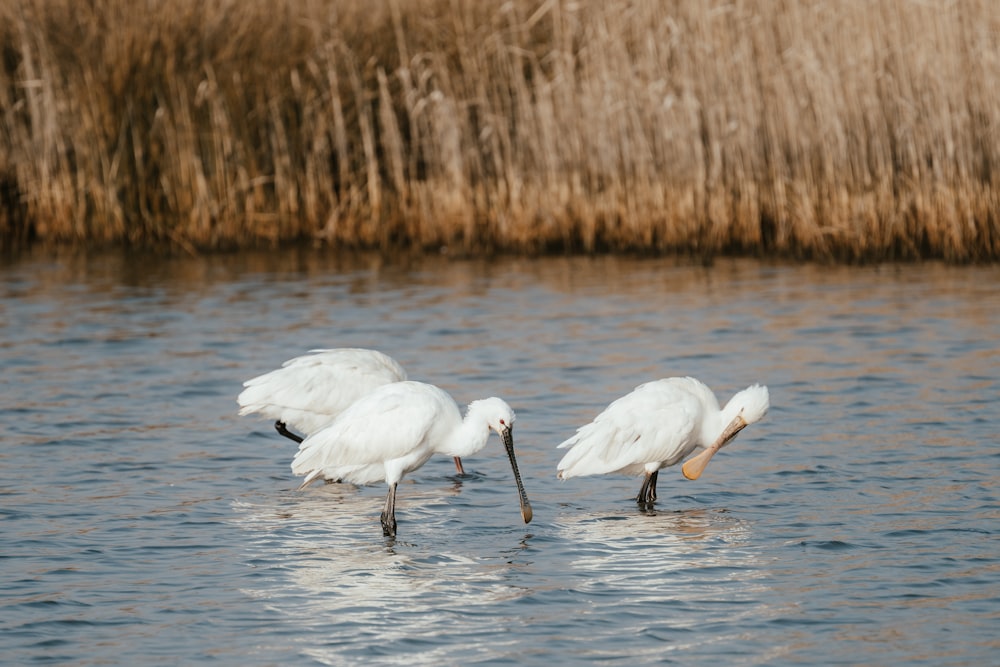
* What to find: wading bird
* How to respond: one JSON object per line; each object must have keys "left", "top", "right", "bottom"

{"left": 238, "top": 349, "right": 473, "bottom": 476}
{"left": 291, "top": 380, "right": 533, "bottom": 537}
{"left": 556, "top": 377, "right": 769, "bottom": 505}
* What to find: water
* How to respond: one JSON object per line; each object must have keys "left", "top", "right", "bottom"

{"left": 2, "top": 250, "right": 998, "bottom": 666}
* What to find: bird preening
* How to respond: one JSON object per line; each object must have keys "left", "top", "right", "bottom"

{"left": 556, "top": 377, "right": 770, "bottom": 506}
{"left": 239, "top": 348, "right": 768, "bottom": 536}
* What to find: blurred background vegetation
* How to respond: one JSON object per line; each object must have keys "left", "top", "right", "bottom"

{"left": 2, "top": 0, "right": 998, "bottom": 260}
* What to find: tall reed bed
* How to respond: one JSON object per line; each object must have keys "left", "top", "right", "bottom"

{"left": 1, "top": 0, "right": 998, "bottom": 259}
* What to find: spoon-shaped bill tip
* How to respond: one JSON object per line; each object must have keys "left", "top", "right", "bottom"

{"left": 681, "top": 448, "right": 715, "bottom": 480}
{"left": 520, "top": 502, "right": 533, "bottom": 524}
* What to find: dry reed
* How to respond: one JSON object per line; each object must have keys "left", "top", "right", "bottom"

{"left": 1, "top": 0, "right": 999, "bottom": 260}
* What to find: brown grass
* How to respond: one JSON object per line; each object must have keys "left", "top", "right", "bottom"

{"left": 2, "top": 0, "right": 999, "bottom": 260}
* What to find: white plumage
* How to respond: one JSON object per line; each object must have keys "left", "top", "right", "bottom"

{"left": 291, "top": 380, "right": 533, "bottom": 536}
{"left": 237, "top": 348, "right": 407, "bottom": 437}
{"left": 557, "top": 377, "right": 769, "bottom": 504}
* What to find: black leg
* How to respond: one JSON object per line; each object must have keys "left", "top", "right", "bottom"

{"left": 637, "top": 472, "right": 652, "bottom": 505}
{"left": 274, "top": 420, "right": 304, "bottom": 444}
{"left": 381, "top": 482, "right": 398, "bottom": 537}
{"left": 453, "top": 457, "right": 465, "bottom": 475}
{"left": 636, "top": 470, "right": 660, "bottom": 506}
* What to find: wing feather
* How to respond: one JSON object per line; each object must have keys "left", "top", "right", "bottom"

{"left": 237, "top": 349, "right": 406, "bottom": 434}
{"left": 290, "top": 381, "right": 444, "bottom": 479}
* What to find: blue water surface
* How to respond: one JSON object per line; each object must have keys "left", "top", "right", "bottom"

{"left": 2, "top": 251, "right": 998, "bottom": 665}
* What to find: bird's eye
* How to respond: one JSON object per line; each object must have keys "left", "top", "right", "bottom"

{"left": 499, "top": 419, "right": 506, "bottom": 425}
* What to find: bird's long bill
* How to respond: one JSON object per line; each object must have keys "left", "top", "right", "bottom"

{"left": 681, "top": 416, "right": 747, "bottom": 481}
{"left": 501, "top": 428, "right": 533, "bottom": 524}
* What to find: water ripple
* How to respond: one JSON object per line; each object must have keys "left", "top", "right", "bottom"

{"left": 1, "top": 253, "right": 998, "bottom": 666}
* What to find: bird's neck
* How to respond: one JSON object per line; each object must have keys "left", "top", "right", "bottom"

{"left": 709, "top": 397, "right": 744, "bottom": 445}
{"left": 439, "top": 412, "right": 491, "bottom": 458}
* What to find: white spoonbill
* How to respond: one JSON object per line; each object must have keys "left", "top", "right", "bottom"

{"left": 238, "top": 348, "right": 405, "bottom": 439}
{"left": 291, "top": 380, "right": 533, "bottom": 537}
{"left": 238, "top": 348, "right": 472, "bottom": 476}
{"left": 556, "top": 377, "right": 769, "bottom": 505}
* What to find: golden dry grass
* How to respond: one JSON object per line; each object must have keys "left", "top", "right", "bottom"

{"left": 1, "top": 0, "right": 999, "bottom": 260}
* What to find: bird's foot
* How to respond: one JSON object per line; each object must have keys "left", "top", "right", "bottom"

{"left": 380, "top": 513, "right": 397, "bottom": 537}
{"left": 637, "top": 501, "right": 657, "bottom": 516}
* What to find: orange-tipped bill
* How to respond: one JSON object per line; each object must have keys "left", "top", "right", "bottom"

{"left": 682, "top": 416, "right": 747, "bottom": 481}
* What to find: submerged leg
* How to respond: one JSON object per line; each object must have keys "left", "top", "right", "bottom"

{"left": 453, "top": 457, "right": 465, "bottom": 475}
{"left": 274, "top": 420, "right": 304, "bottom": 444}
{"left": 648, "top": 469, "right": 659, "bottom": 501}
{"left": 380, "top": 482, "right": 398, "bottom": 537}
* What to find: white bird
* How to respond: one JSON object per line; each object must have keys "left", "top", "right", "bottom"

{"left": 557, "top": 377, "right": 769, "bottom": 505}
{"left": 291, "top": 380, "right": 533, "bottom": 537}
{"left": 238, "top": 349, "right": 471, "bottom": 475}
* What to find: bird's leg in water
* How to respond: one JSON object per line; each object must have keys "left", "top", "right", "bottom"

{"left": 453, "top": 457, "right": 465, "bottom": 475}
{"left": 636, "top": 470, "right": 658, "bottom": 505}
{"left": 381, "top": 483, "right": 398, "bottom": 537}
{"left": 274, "top": 421, "right": 304, "bottom": 444}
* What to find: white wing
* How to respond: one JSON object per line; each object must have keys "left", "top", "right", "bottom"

{"left": 557, "top": 379, "right": 706, "bottom": 478}
{"left": 291, "top": 381, "right": 455, "bottom": 481}
{"left": 237, "top": 348, "right": 407, "bottom": 434}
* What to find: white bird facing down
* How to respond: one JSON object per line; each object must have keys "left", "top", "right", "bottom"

{"left": 556, "top": 377, "right": 769, "bottom": 505}
{"left": 238, "top": 348, "right": 473, "bottom": 477}
{"left": 291, "top": 380, "right": 533, "bottom": 537}
{"left": 238, "top": 348, "right": 406, "bottom": 437}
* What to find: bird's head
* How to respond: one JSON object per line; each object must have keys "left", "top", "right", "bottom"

{"left": 466, "top": 397, "right": 531, "bottom": 524}
{"left": 682, "top": 383, "right": 769, "bottom": 481}
{"left": 730, "top": 384, "right": 770, "bottom": 426}
{"left": 469, "top": 397, "right": 516, "bottom": 439}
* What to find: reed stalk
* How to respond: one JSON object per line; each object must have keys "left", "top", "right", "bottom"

{"left": 1, "top": 0, "right": 998, "bottom": 260}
